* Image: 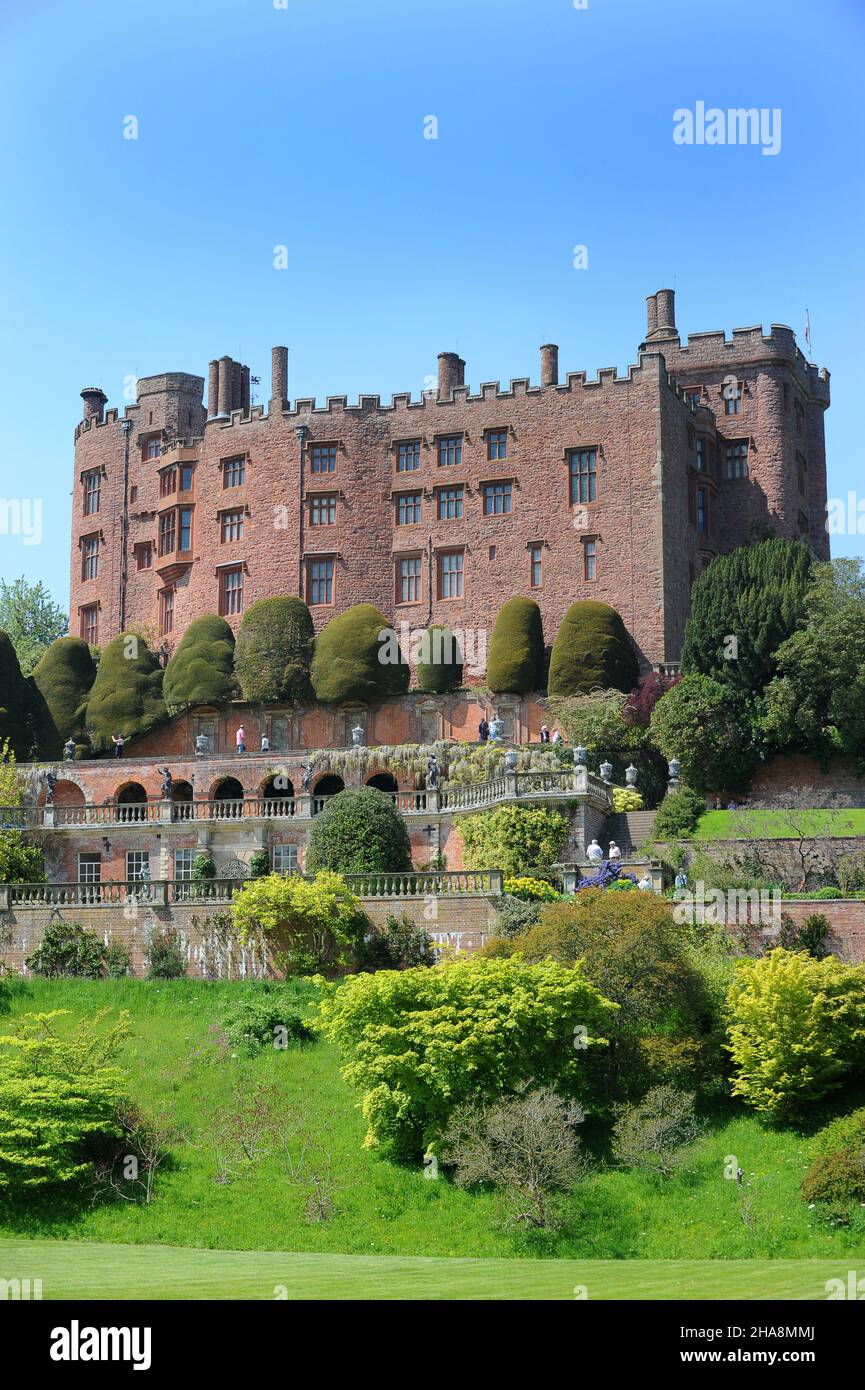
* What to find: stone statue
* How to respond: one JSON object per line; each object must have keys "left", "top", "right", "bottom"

{"left": 301, "top": 762, "right": 314, "bottom": 792}
{"left": 160, "top": 767, "right": 173, "bottom": 798}
{"left": 44, "top": 769, "right": 58, "bottom": 805}
{"left": 489, "top": 717, "right": 504, "bottom": 744}
{"left": 195, "top": 733, "right": 209, "bottom": 757}
{"left": 504, "top": 749, "right": 518, "bottom": 771}
{"left": 351, "top": 725, "right": 365, "bottom": 747}
{"left": 427, "top": 754, "right": 439, "bottom": 790}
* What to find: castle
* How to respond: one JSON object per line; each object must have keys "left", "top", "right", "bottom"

{"left": 70, "top": 289, "right": 830, "bottom": 670}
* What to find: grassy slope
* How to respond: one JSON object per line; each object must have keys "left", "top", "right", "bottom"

{"left": 695, "top": 808, "right": 865, "bottom": 840}
{"left": 3, "top": 979, "right": 865, "bottom": 1263}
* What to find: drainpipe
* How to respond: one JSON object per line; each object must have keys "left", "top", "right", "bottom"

{"left": 118, "top": 419, "right": 132, "bottom": 633}
{"left": 295, "top": 424, "right": 309, "bottom": 596}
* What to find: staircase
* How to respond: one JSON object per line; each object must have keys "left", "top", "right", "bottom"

{"left": 603, "top": 809, "right": 657, "bottom": 856}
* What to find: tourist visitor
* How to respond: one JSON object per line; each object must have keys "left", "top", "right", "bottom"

{"left": 236, "top": 725, "right": 246, "bottom": 754}
{"left": 112, "top": 734, "right": 125, "bottom": 758}
{"left": 261, "top": 734, "right": 270, "bottom": 753}
{"left": 478, "top": 718, "right": 490, "bottom": 744}
{"left": 489, "top": 717, "right": 504, "bottom": 744}
{"left": 539, "top": 725, "right": 550, "bottom": 743}
{"left": 586, "top": 838, "right": 604, "bottom": 865}
{"left": 638, "top": 873, "right": 653, "bottom": 891}
{"left": 674, "top": 868, "right": 688, "bottom": 889}
{"left": 608, "top": 840, "right": 622, "bottom": 863}
{"left": 551, "top": 729, "right": 563, "bottom": 745}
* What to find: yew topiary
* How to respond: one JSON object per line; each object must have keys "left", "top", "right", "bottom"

{"left": 234, "top": 597, "right": 314, "bottom": 703}
{"left": 32, "top": 637, "right": 97, "bottom": 756}
{"left": 85, "top": 632, "right": 166, "bottom": 753}
{"left": 487, "top": 597, "right": 545, "bottom": 694}
{"left": 416, "top": 626, "right": 463, "bottom": 694}
{"left": 547, "top": 601, "right": 639, "bottom": 696}
{"left": 305, "top": 786, "right": 412, "bottom": 874}
{"left": 0, "top": 631, "right": 39, "bottom": 759}
{"left": 311, "top": 604, "right": 409, "bottom": 704}
{"left": 163, "top": 615, "right": 236, "bottom": 712}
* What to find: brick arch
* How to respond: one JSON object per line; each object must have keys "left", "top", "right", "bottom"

{"left": 366, "top": 771, "right": 398, "bottom": 794}
{"left": 115, "top": 780, "right": 148, "bottom": 804}
{"left": 261, "top": 772, "right": 295, "bottom": 799}
{"left": 313, "top": 773, "right": 344, "bottom": 798}
{"left": 37, "top": 777, "right": 86, "bottom": 808}
{"left": 210, "top": 775, "right": 244, "bottom": 802}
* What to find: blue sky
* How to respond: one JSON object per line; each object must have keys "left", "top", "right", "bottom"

{"left": 1, "top": 0, "right": 863, "bottom": 610}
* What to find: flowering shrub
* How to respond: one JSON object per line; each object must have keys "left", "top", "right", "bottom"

{"left": 232, "top": 871, "right": 366, "bottom": 976}
{"left": 612, "top": 787, "right": 644, "bottom": 813}
{"left": 503, "top": 876, "right": 562, "bottom": 902}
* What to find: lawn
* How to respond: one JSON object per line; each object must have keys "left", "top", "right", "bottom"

{"left": 695, "top": 808, "right": 865, "bottom": 841}
{"left": 0, "top": 1238, "right": 852, "bottom": 1300}
{"left": 2, "top": 978, "right": 865, "bottom": 1267}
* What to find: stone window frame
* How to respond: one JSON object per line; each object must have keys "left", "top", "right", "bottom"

{"left": 796, "top": 450, "right": 808, "bottom": 496}
{"left": 394, "top": 437, "right": 423, "bottom": 474}
{"left": 435, "top": 483, "right": 464, "bottom": 521}
{"left": 436, "top": 547, "right": 465, "bottom": 601}
{"left": 724, "top": 439, "right": 750, "bottom": 481}
{"left": 306, "top": 554, "right": 336, "bottom": 606}
{"left": 134, "top": 541, "right": 154, "bottom": 571}
{"left": 308, "top": 493, "right": 338, "bottom": 527}
{"left": 219, "top": 506, "right": 245, "bottom": 543}
{"left": 436, "top": 433, "right": 463, "bottom": 468}
{"left": 159, "top": 586, "right": 176, "bottom": 635}
{"left": 480, "top": 478, "right": 514, "bottom": 517}
{"left": 309, "top": 442, "right": 339, "bottom": 475}
{"left": 141, "top": 433, "right": 162, "bottom": 462}
{"left": 581, "top": 535, "right": 599, "bottom": 583}
{"left": 484, "top": 427, "right": 509, "bottom": 462}
{"left": 394, "top": 491, "right": 422, "bottom": 526}
{"left": 80, "top": 531, "right": 100, "bottom": 582}
{"left": 79, "top": 602, "right": 99, "bottom": 646}
{"left": 528, "top": 541, "right": 544, "bottom": 589}
{"left": 159, "top": 464, "right": 178, "bottom": 498}
{"left": 82, "top": 468, "right": 102, "bottom": 516}
{"left": 217, "top": 562, "right": 245, "bottom": 616}
{"left": 221, "top": 454, "right": 247, "bottom": 489}
{"left": 567, "top": 444, "right": 601, "bottom": 507}
{"left": 395, "top": 551, "right": 423, "bottom": 606}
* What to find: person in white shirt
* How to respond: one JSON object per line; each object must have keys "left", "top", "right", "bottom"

{"left": 551, "top": 729, "right": 563, "bottom": 745}
{"left": 586, "top": 838, "right": 604, "bottom": 865}
{"left": 608, "top": 840, "right": 622, "bottom": 863}
{"left": 638, "top": 874, "right": 653, "bottom": 891}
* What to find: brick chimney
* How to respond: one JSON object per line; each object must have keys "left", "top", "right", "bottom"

{"left": 207, "top": 361, "right": 220, "bottom": 418}
{"left": 270, "top": 346, "right": 288, "bottom": 413}
{"left": 80, "top": 387, "right": 107, "bottom": 424}
{"left": 540, "top": 344, "right": 559, "bottom": 386}
{"left": 438, "top": 352, "right": 462, "bottom": 399}
{"left": 646, "top": 288, "right": 679, "bottom": 344}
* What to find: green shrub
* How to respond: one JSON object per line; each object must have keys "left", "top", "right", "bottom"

{"left": 801, "top": 1149, "right": 865, "bottom": 1206}
{"left": 85, "top": 632, "right": 166, "bottom": 753}
{"left": 305, "top": 787, "right": 412, "bottom": 875}
{"left": 358, "top": 913, "right": 436, "bottom": 970}
{"left": 502, "top": 876, "right": 561, "bottom": 902}
{"left": 416, "top": 625, "right": 463, "bottom": 693}
{"left": 232, "top": 871, "right": 367, "bottom": 976}
{"left": 459, "top": 805, "right": 569, "bottom": 876}
{"left": 234, "top": 597, "right": 314, "bottom": 703}
{"left": 727, "top": 949, "right": 865, "bottom": 1117}
{"left": 249, "top": 850, "right": 270, "bottom": 879}
{"left": 163, "top": 615, "right": 236, "bottom": 712}
{"left": 319, "top": 956, "right": 617, "bottom": 1158}
{"left": 611, "top": 1085, "right": 702, "bottom": 1177}
{"left": 813, "top": 886, "right": 843, "bottom": 900}
{"left": 145, "top": 927, "right": 187, "bottom": 980}
{"left": 31, "top": 636, "right": 96, "bottom": 756}
{"left": 547, "top": 601, "right": 639, "bottom": 697}
{"left": 487, "top": 598, "right": 545, "bottom": 694}
{"left": 653, "top": 786, "right": 707, "bottom": 840}
{"left": 494, "top": 894, "right": 543, "bottom": 937}
{"left": 311, "top": 604, "right": 409, "bottom": 705}
{"left": 612, "top": 786, "right": 644, "bottom": 813}
{"left": 219, "top": 997, "right": 317, "bottom": 1054}
{"left": 0, "top": 829, "right": 45, "bottom": 884}
{"left": 192, "top": 853, "right": 216, "bottom": 881}
{"left": 105, "top": 942, "right": 132, "bottom": 979}
{"left": 26, "top": 921, "right": 108, "bottom": 979}
{"left": 650, "top": 674, "right": 757, "bottom": 794}
{"left": 0, "top": 1008, "right": 130, "bottom": 1190}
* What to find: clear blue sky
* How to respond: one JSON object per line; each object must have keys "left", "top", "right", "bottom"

{"left": 1, "top": 0, "right": 863, "bottom": 611}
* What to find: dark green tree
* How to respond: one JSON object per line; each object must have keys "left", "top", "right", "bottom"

{"left": 311, "top": 604, "right": 409, "bottom": 703}
{"left": 650, "top": 673, "right": 757, "bottom": 793}
{"left": 85, "top": 632, "right": 166, "bottom": 753}
{"left": 234, "top": 597, "right": 314, "bottom": 703}
{"left": 547, "top": 601, "right": 639, "bottom": 696}
{"left": 305, "top": 786, "right": 412, "bottom": 874}
{"left": 487, "top": 597, "right": 545, "bottom": 694}
{"left": 0, "top": 630, "right": 39, "bottom": 759}
{"left": 416, "top": 625, "right": 463, "bottom": 693}
{"left": 31, "top": 637, "right": 97, "bottom": 757}
{"left": 163, "top": 615, "right": 236, "bottom": 712}
{"left": 681, "top": 538, "right": 814, "bottom": 696}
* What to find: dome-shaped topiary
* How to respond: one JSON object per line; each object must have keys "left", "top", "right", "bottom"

{"left": 305, "top": 786, "right": 412, "bottom": 874}
{"left": 163, "top": 615, "right": 236, "bottom": 712}
{"left": 234, "top": 597, "right": 314, "bottom": 703}
{"left": 85, "top": 632, "right": 166, "bottom": 753}
{"left": 0, "top": 630, "right": 39, "bottom": 759}
{"left": 32, "top": 636, "right": 97, "bottom": 756}
{"left": 311, "top": 604, "right": 409, "bottom": 704}
{"left": 487, "top": 597, "right": 545, "bottom": 694}
{"left": 416, "top": 625, "right": 463, "bottom": 693}
{"left": 547, "top": 601, "right": 639, "bottom": 696}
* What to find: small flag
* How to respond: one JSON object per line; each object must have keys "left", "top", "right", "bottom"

{"left": 805, "top": 310, "right": 811, "bottom": 354}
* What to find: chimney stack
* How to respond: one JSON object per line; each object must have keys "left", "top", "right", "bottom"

{"left": 80, "top": 387, "right": 107, "bottom": 424}
{"left": 217, "top": 356, "right": 233, "bottom": 418}
{"left": 655, "top": 288, "right": 676, "bottom": 332}
{"left": 241, "top": 365, "right": 251, "bottom": 414}
{"left": 270, "top": 346, "right": 288, "bottom": 413}
{"left": 645, "top": 288, "right": 678, "bottom": 343}
{"left": 540, "top": 344, "right": 559, "bottom": 387}
{"left": 437, "top": 352, "right": 462, "bottom": 399}
{"left": 207, "top": 361, "right": 220, "bottom": 418}
{"left": 646, "top": 294, "right": 658, "bottom": 338}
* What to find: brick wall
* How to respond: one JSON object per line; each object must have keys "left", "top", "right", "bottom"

{"left": 747, "top": 755, "right": 865, "bottom": 809}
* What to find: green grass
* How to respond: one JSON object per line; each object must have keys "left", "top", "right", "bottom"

{"left": 0, "top": 1238, "right": 853, "bottom": 1300}
{"left": 3, "top": 978, "right": 865, "bottom": 1265}
{"left": 695, "top": 808, "right": 865, "bottom": 841}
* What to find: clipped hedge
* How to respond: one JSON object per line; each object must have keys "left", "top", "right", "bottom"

{"left": 487, "top": 597, "right": 545, "bottom": 694}
{"left": 548, "top": 601, "right": 639, "bottom": 697}
{"left": 311, "top": 604, "right": 409, "bottom": 704}
{"left": 305, "top": 786, "right": 412, "bottom": 875}
{"left": 31, "top": 637, "right": 96, "bottom": 757}
{"left": 84, "top": 632, "right": 166, "bottom": 753}
{"left": 235, "top": 597, "right": 314, "bottom": 703}
{"left": 416, "top": 626, "right": 463, "bottom": 693}
{"left": 163, "top": 614, "right": 236, "bottom": 712}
